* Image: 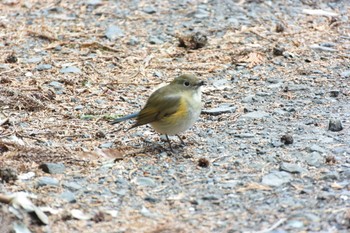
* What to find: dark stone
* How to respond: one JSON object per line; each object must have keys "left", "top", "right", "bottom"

{"left": 281, "top": 134, "right": 294, "bottom": 145}
{"left": 329, "top": 90, "right": 340, "bottom": 97}
{"left": 5, "top": 54, "right": 17, "bottom": 63}
{"left": 39, "top": 163, "right": 65, "bottom": 174}
{"left": 328, "top": 119, "right": 343, "bottom": 132}
{"left": 273, "top": 46, "right": 285, "bottom": 56}
{"left": 0, "top": 168, "right": 17, "bottom": 183}
{"left": 275, "top": 23, "right": 285, "bottom": 32}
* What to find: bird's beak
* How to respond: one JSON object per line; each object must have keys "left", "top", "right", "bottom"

{"left": 197, "top": 81, "right": 205, "bottom": 87}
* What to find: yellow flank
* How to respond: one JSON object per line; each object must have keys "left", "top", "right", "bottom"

{"left": 165, "top": 96, "right": 187, "bottom": 123}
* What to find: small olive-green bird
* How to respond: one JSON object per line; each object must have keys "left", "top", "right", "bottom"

{"left": 111, "top": 74, "right": 204, "bottom": 149}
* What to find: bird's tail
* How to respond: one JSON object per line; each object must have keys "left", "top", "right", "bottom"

{"left": 110, "top": 112, "right": 139, "bottom": 125}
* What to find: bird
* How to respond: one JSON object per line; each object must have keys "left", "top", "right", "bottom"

{"left": 111, "top": 74, "right": 204, "bottom": 150}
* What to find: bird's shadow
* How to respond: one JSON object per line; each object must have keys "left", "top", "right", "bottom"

{"left": 143, "top": 138, "right": 183, "bottom": 153}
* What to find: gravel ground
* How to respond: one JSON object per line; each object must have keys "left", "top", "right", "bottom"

{"left": 0, "top": 0, "right": 349, "bottom": 232}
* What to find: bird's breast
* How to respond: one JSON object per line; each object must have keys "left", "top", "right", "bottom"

{"left": 150, "top": 92, "right": 202, "bottom": 135}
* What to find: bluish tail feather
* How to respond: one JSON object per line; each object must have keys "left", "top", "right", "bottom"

{"left": 111, "top": 112, "right": 139, "bottom": 125}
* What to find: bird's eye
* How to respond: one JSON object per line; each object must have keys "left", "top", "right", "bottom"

{"left": 184, "top": 81, "right": 190, "bottom": 86}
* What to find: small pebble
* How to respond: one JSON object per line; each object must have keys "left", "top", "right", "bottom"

{"left": 39, "top": 163, "right": 65, "bottom": 174}
{"left": 54, "top": 45, "right": 62, "bottom": 51}
{"left": 280, "top": 162, "right": 307, "bottom": 174}
{"left": 283, "top": 51, "right": 296, "bottom": 59}
{"left": 48, "top": 81, "right": 64, "bottom": 91}
{"left": 307, "top": 144, "right": 325, "bottom": 153}
{"left": 305, "top": 152, "right": 323, "bottom": 167}
{"left": 5, "top": 54, "right": 17, "bottom": 63}
{"left": 241, "top": 111, "right": 270, "bottom": 119}
{"left": 201, "top": 104, "right": 236, "bottom": 116}
{"left": 325, "top": 155, "right": 336, "bottom": 164}
{"left": 115, "top": 189, "right": 128, "bottom": 196}
{"left": 0, "top": 64, "right": 9, "bottom": 70}
{"left": 95, "top": 131, "right": 106, "bottom": 138}
{"left": 287, "top": 220, "right": 304, "bottom": 228}
{"left": 248, "top": 76, "right": 260, "bottom": 81}
{"left": 329, "top": 90, "right": 340, "bottom": 97}
{"left": 60, "top": 191, "right": 76, "bottom": 203}
{"left": 37, "top": 177, "right": 59, "bottom": 187}
{"left": 133, "top": 177, "right": 156, "bottom": 187}
{"left": 284, "top": 84, "right": 308, "bottom": 92}
{"left": 36, "top": 64, "right": 52, "bottom": 71}
{"left": 63, "top": 181, "right": 82, "bottom": 191}
{"left": 99, "top": 142, "right": 113, "bottom": 148}
{"left": 319, "top": 42, "right": 336, "bottom": 47}
{"left": 256, "top": 92, "right": 271, "bottom": 97}
{"left": 202, "top": 195, "right": 220, "bottom": 201}
{"left": 60, "top": 66, "right": 81, "bottom": 74}
{"left": 198, "top": 158, "right": 209, "bottom": 167}
{"left": 143, "top": 6, "right": 157, "bottom": 14}
{"left": 281, "top": 134, "right": 293, "bottom": 145}
{"left": 273, "top": 46, "right": 285, "bottom": 56}
{"left": 105, "top": 25, "right": 124, "bottom": 41}
{"left": 233, "top": 133, "right": 255, "bottom": 138}
{"left": 271, "top": 140, "right": 284, "bottom": 147}
{"left": 74, "top": 105, "right": 84, "bottom": 111}
{"left": 242, "top": 95, "right": 255, "bottom": 103}
{"left": 149, "top": 36, "right": 164, "bottom": 44}
{"left": 140, "top": 206, "right": 158, "bottom": 218}
{"left": 328, "top": 119, "right": 343, "bottom": 132}
{"left": 310, "top": 44, "right": 337, "bottom": 52}
{"left": 340, "top": 70, "right": 350, "bottom": 78}
{"left": 275, "top": 23, "right": 285, "bottom": 32}
{"left": 87, "top": 0, "right": 102, "bottom": 6}
{"left": 0, "top": 168, "right": 17, "bottom": 183}
{"left": 144, "top": 196, "right": 159, "bottom": 203}
{"left": 24, "top": 57, "right": 42, "bottom": 64}
{"left": 194, "top": 7, "right": 209, "bottom": 19}
{"left": 127, "top": 36, "right": 139, "bottom": 46}
{"left": 322, "top": 171, "right": 340, "bottom": 180}
{"left": 178, "top": 32, "right": 207, "bottom": 49}
{"left": 262, "top": 171, "right": 293, "bottom": 187}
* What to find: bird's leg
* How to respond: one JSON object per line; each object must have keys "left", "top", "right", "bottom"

{"left": 176, "top": 134, "right": 185, "bottom": 145}
{"left": 166, "top": 135, "right": 174, "bottom": 151}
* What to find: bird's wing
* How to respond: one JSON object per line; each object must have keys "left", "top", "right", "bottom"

{"left": 131, "top": 94, "right": 181, "bottom": 128}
